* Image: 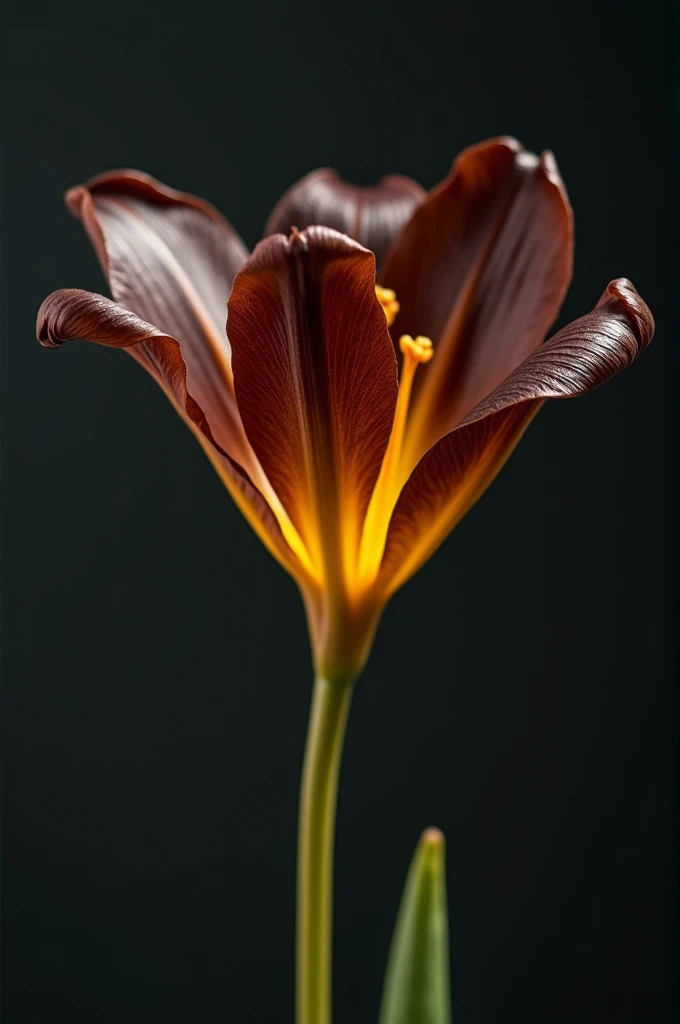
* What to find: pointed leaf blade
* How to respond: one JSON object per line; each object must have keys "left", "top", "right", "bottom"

{"left": 379, "top": 828, "right": 451, "bottom": 1024}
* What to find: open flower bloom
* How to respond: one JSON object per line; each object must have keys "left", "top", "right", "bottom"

{"left": 37, "top": 138, "right": 654, "bottom": 682}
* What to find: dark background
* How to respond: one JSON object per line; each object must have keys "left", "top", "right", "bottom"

{"left": 2, "top": 0, "right": 674, "bottom": 1021}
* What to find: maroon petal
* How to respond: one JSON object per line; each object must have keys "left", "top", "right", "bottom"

{"left": 381, "top": 138, "right": 574, "bottom": 474}
{"left": 379, "top": 280, "right": 654, "bottom": 593}
{"left": 66, "top": 169, "right": 252, "bottom": 466}
{"left": 36, "top": 288, "right": 303, "bottom": 576}
{"left": 264, "top": 169, "right": 426, "bottom": 272}
{"left": 227, "top": 227, "right": 399, "bottom": 588}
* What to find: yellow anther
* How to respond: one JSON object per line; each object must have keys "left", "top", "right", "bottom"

{"left": 375, "top": 284, "right": 400, "bottom": 327}
{"left": 399, "top": 334, "right": 434, "bottom": 364}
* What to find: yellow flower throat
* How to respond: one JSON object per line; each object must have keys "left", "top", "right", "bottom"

{"left": 262, "top": 284, "right": 433, "bottom": 595}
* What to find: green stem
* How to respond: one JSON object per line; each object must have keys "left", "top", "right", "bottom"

{"left": 297, "top": 674, "right": 353, "bottom": 1024}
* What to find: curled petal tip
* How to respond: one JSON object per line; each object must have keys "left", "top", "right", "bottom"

{"left": 602, "top": 277, "right": 637, "bottom": 304}
{"left": 538, "top": 150, "right": 572, "bottom": 214}
{"left": 495, "top": 135, "right": 523, "bottom": 152}
{"left": 540, "top": 149, "right": 561, "bottom": 185}
{"left": 600, "top": 278, "right": 655, "bottom": 353}
{"left": 35, "top": 288, "right": 162, "bottom": 352}
{"left": 36, "top": 296, "right": 61, "bottom": 349}
{"left": 515, "top": 150, "right": 541, "bottom": 171}
{"left": 64, "top": 185, "right": 87, "bottom": 217}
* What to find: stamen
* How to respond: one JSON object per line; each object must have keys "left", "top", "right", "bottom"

{"left": 357, "top": 334, "right": 434, "bottom": 585}
{"left": 375, "top": 284, "right": 400, "bottom": 327}
{"left": 400, "top": 334, "right": 434, "bottom": 364}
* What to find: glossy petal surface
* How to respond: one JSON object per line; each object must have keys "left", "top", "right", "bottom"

{"left": 227, "top": 227, "right": 398, "bottom": 588}
{"left": 380, "top": 280, "right": 654, "bottom": 592}
{"left": 381, "top": 138, "right": 573, "bottom": 474}
{"left": 36, "top": 288, "right": 302, "bottom": 576}
{"left": 265, "top": 169, "right": 426, "bottom": 272}
{"left": 66, "top": 169, "right": 253, "bottom": 467}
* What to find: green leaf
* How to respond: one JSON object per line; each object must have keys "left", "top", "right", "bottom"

{"left": 378, "top": 828, "right": 451, "bottom": 1024}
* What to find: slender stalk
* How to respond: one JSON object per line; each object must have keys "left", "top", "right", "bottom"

{"left": 297, "top": 674, "right": 354, "bottom": 1024}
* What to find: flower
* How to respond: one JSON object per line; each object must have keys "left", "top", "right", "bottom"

{"left": 36, "top": 138, "right": 654, "bottom": 682}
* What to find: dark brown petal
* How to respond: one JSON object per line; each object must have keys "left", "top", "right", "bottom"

{"left": 36, "top": 288, "right": 302, "bottom": 576}
{"left": 379, "top": 279, "right": 654, "bottom": 593}
{"left": 66, "top": 169, "right": 253, "bottom": 468}
{"left": 264, "top": 169, "right": 426, "bottom": 272}
{"left": 227, "top": 227, "right": 399, "bottom": 587}
{"left": 381, "top": 137, "right": 574, "bottom": 473}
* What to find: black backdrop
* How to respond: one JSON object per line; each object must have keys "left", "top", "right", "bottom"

{"left": 2, "top": 1, "right": 674, "bottom": 1021}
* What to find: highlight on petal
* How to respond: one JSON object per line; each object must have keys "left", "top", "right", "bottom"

{"left": 381, "top": 137, "right": 574, "bottom": 476}
{"left": 36, "top": 288, "right": 305, "bottom": 578}
{"left": 264, "top": 169, "right": 426, "bottom": 272}
{"left": 65, "top": 169, "right": 252, "bottom": 467}
{"left": 227, "top": 227, "right": 399, "bottom": 592}
{"left": 379, "top": 279, "right": 654, "bottom": 594}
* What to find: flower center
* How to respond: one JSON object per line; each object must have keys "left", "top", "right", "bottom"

{"left": 357, "top": 300, "right": 434, "bottom": 587}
